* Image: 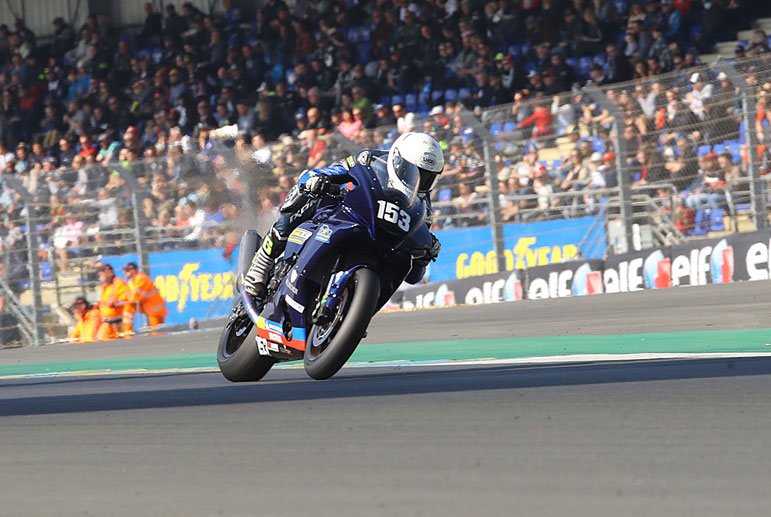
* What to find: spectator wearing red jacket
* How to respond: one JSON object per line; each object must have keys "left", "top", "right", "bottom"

{"left": 517, "top": 102, "right": 553, "bottom": 139}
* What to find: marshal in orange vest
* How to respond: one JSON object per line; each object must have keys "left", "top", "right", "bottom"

{"left": 123, "top": 262, "right": 168, "bottom": 330}
{"left": 68, "top": 296, "right": 102, "bottom": 343}
{"left": 96, "top": 263, "right": 130, "bottom": 339}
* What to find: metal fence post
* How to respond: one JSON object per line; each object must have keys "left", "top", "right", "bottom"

{"left": 4, "top": 177, "right": 44, "bottom": 345}
{"left": 717, "top": 61, "right": 767, "bottom": 229}
{"left": 456, "top": 108, "right": 507, "bottom": 273}
{"left": 583, "top": 84, "right": 634, "bottom": 253}
{"left": 117, "top": 165, "right": 150, "bottom": 274}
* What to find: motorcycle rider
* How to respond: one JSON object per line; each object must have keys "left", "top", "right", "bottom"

{"left": 243, "top": 131, "right": 445, "bottom": 299}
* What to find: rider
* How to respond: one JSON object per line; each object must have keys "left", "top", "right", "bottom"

{"left": 243, "top": 132, "right": 445, "bottom": 299}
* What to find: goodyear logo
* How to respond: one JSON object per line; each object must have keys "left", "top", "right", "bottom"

{"left": 154, "top": 263, "right": 237, "bottom": 312}
{"left": 455, "top": 237, "right": 578, "bottom": 279}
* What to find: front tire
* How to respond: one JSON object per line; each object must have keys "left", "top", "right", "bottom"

{"left": 217, "top": 301, "right": 275, "bottom": 382}
{"left": 304, "top": 268, "right": 380, "bottom": 380}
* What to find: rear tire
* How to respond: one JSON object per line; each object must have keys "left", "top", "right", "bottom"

{"left": 304, "top": 268, "right": 380, "bottom": 380}
{"left": 217, "top": 301, "right": 275, "bottom": 382}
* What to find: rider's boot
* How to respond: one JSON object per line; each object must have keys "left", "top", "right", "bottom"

{"left": 243, "top": 229, "right": 284, "bottom": 299}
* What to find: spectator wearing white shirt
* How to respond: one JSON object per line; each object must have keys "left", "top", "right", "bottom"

{"left": 685, "top": 73, "right": 713, "bottom": 120}
{"left": 53, "top": 213, "right": 84, "bottom": 271}
{"left": 250, "top": 133, "right": 272, "bottom": 166}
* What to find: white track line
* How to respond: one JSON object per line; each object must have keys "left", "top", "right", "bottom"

{"left": 1, "top": 351, "right": 769, "bottom": 380}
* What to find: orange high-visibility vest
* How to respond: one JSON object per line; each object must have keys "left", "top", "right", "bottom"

{"left": 127, "top": 271, "right": 168, "bottom": 318}
{"left": 69, "top": 307, "right": 101, "bottom": 343}
{"left": 99, "top": 277, "right": 130, "bottom": 322}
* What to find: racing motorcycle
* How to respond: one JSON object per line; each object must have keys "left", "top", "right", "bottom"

{"left": 217, "top": 153, "right": 432, "bottom": 381}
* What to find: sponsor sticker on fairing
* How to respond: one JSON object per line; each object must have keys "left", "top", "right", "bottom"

{"left": 315, "top": 224, "right": 333, "bottom": 243}
{"left": 288, "top": 228, "right": 313, "bottom": 245}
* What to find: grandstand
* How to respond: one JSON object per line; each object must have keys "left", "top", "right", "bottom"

{"left": 2, "top": 0, "right": 771, "bottom": 345}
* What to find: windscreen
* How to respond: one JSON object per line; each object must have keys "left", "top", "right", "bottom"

{"left": 374, "top": 148, "right": 420, "bottom": 207}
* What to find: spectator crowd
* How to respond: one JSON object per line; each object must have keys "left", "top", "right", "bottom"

{"left": 0, "top": 0, "right": 770, "bottom": 285}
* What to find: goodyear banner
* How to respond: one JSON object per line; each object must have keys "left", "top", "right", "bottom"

{"left": 100, "top": 248, "right": 238, "bottom": 326}
{"left": 429, "top": 217, "right": 605, "bottom": 283}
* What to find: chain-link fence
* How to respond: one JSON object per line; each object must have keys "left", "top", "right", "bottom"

{"left": 3, "top": 54, "right": 771, "bottom": 346}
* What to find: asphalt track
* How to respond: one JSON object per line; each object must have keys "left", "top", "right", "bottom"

{"left": 1, "top": 282, "right": 771, "bottom": 516}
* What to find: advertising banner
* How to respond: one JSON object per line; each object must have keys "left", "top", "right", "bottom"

{"left": 602, "top": 248, "right": 671, "bottom": 293}
{"left": 730, "top": 230, "right": 771, "bottom": 281}
{"left": 525, "top": 260, "right": 605, "bottom": 299}
{"left": 101, "top": 229, "right": 771, "bottom": 324}
{"left": 428, "top": 216, "right": 606, "bottom": 283}
{"left": 391, "top": 270, "right": 525, "bottom": 310}
{"left": 669, "top": 238, "right": 731, "bottom": 287}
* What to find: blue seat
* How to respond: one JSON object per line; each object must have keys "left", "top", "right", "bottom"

{"left": 503, "top": 122, "right": 517, "bottom": 133}
{"left": 727, "top": 141, "right": 741, "bottom": 162}
{"left": 508, "top": 45, "right": 521, "bottom": 57}
{"left": 697, "top": 145, "right": 711, "bottom": 157}
{"left": 692, "top": 209, "right": 709, "bottom": 236}
{"left": 710, "top": 207, "right": 726, "bottom": 232}
{"left": 565, "top": 57, "right": 578, "bottom": 68}
{"left": 391, "top": 94, "right": 403, "bottom": 105}
{"left": 405, "top": 93, "right": 418, "bottom": 112}
{"left": 431, "top": 90, "right": 444, "bottom": 103}
{"left": 358, "top": 42, "right": 371, "bottom": 62}
{"left": 41, "top": 262, "right": 53, "bottom": 283}
{"left": 445, "top": 89, "right": 458, "bottom": 101}
{"left": 490, "top": 123, "right": 502, "bottom": 135}
{"left": 458, "top": 87, "right": 471, "bottom": 99}
{"left": 579, "top": 57, "right": 593, "bottom": 78}
{"left": 438, "top": 188, "right": 453, "bottom": 202}
{"left": 614, "top": 0, "right": 628, "bottom": 15}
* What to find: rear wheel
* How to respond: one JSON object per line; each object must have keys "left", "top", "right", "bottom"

{"left": 304, "top": 268, "right": 380, "bottom": 380}
{"left": 217, "top": 300, "right": 275, "bottom": 382}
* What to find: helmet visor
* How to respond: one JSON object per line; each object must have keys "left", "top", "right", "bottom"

{"left": 385, "top": 147, "right": 420, "bottom": 206}
{"left": 418, "top": 168, "right": 440, "bottom": 193}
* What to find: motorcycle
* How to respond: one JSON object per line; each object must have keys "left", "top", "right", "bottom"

{"left": 217, "top": 154, "right": 432, "bottom": 380}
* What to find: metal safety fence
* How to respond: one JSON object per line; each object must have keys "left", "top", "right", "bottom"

{"left": 3, "top": 54, "right": 771, "bottom": 346}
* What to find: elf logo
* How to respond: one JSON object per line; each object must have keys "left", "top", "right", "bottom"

{"left": 671, "top": 239, "right": 734, "bottom": 286}
{"left": 603, "top": 250, "right": 668, "bottom": 293}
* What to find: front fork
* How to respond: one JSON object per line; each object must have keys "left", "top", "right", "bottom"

{"left": 312, "top": 265, "right": 363, "bottom": 325}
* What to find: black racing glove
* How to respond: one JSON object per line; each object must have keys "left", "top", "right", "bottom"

{"left": 415, "top": 234, "right": 441, "bottom": 267}
{"left": 303, "top": 175, "right": 331, "bottom": 196}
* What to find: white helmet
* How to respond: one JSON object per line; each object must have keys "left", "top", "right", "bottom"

{"left": 392, "top": 132, "right": 445, "bottom": 193}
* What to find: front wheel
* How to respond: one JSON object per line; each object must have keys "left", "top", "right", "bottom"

{"left": 304, "top": 268, "right": 380, "bottom": 380}
{"left": 217, "top": 300, "right": 275, "bottom": 382}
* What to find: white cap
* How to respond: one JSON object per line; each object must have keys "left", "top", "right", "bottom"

{"left": 429, "top": 105, "right": 444, "bottom": 116}
{"left": 690, "top": 72, "right": 701, "bottom": 84}
{"left": 590, "top": 151, "right": 603, "bottom": 162}
{"left": 717, "top": 72, "right": 727, "bottom": 81}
